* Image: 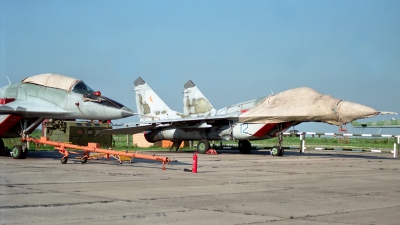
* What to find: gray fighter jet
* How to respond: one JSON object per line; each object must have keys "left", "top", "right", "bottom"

{"left": 0, "top": 73, "right": 135, "bottom": 159}
{"left": 100, "top": 77, "right": 392, "bottom": 156}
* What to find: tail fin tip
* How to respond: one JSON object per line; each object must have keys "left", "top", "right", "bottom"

{"left": 184, "top": 80, "right": 195, "bottom": 89}
{"left": 134, "top": 77, "right": 145, "bottom": 87}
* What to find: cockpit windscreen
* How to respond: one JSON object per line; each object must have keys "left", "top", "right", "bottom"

{"left": 71, "top": 82, "right": 95, "bottom": 95}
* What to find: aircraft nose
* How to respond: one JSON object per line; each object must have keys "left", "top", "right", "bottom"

{"left": 92, "top": 95, "right": 135, "bottom": 119}
{"left": 335, "top": 100, "right": 379, "bottom": 124}
{"left": 121, "top": 106, "right": 135, "bottom": 118}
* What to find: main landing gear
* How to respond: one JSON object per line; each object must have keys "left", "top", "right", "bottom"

{"left": 238, "top": 140, "right": 252, "bottom": 154}
{"left": 196, "top": 139, "right": 254, "bottom": 154}
{"left": 197, "top": 139, "right": 210, "bottom": 154}
{"left": 196, "top": 137, "right": 284, "bottom": 156}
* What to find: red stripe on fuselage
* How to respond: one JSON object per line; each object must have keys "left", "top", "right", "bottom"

{"left": 253, "top": 122, "right": 293, "bottom": 138}
{"left": 0, "top": 114, "right": 22, "bottom": 136}
{"left": 252, "top": 123, "right": 278, "bottom": 137}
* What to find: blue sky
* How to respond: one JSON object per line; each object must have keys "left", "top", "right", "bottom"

{"left": 1, "top": 0, "right": 399, "bottom": 133}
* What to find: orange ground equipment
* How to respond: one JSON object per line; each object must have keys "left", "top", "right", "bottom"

{"left": 23, "top": 137, "right": 171, "bottom": 170}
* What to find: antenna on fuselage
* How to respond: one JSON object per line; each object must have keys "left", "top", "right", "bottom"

{"left": 270, "top": 89, "right": 275, "bottom": 95}
{"left": 6, "top": 76, "right": 11, "bottom": 84}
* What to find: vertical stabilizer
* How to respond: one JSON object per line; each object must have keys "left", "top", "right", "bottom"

{"left": 183, "top": 80, "right": 216, "bottom": 117}
{"left": 134, "top": 77, "right": 183, "bottom": 121}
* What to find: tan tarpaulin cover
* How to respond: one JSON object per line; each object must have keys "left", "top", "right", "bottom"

{"left": 239, "top": 87, "right": 379, "bottom": 126}
{"left": 22, "top": 73, "right": 81, "bottom": 91}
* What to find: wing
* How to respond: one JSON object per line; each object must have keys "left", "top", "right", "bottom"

{"left": 141, "top": 112, "right": 240, "bottom": 124}
{"left": 351, "top": 120, "right": 400, "bottom": 128}
{"left": 98, "top": 112, "right": 241, "bottom": 135}
{"left": 98, "top": 124, "right": 155, "bottom": 135}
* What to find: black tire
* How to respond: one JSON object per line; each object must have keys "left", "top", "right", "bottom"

{"left": 21, "top": 149, "right": 28, "bottom": 159}
{"left": 1, "top": 148, "right": 11, "bottom": 157}
{"left": 238, "top": 140, "right": 252, "bottom": 154}
{"left": 0, "top": 138, "right": 5, "bottom": 156}
{"left": 271, "top": 145, "right": 284, "bottom": 157}
{"left": 12, "top": 145, "right": 24, "bottom": 159}
{"left": 197, "top": 139, "right": 210, "bottom": 154}
{"left": 81, "top": 157, "right": 87, "bottom": 164}
{"left": 61, "top": 157, "right": 68, "bottom": 164}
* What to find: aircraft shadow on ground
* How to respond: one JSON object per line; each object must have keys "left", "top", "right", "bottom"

{"left": 282, "top": 150, "right": 395, "bottom": 160}
{"left": 21, "top": 150, "right": 191, "bottom": 166}
{"left": 5, "top": 149, "right": 395, "bottom": 164}
{"left": 176, "top": 149, "right": 395, "bottom": 160}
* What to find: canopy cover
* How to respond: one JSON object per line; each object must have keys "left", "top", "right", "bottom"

{"left": 238, "top": 87, "right": 379, "bottom": 126}
{"left": 22, "top": 73, "right": 81, "bottom": 91}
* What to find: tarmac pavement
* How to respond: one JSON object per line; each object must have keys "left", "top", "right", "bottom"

{"left": 0, "top": 149, "right": 399, "bottom": 225}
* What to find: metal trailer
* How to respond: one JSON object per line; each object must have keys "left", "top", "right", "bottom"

{"left": 20, "top": 136, "right": 171, "bottom": 170}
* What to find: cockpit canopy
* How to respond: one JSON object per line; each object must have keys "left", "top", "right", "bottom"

{"left": 22, "top": 73, "right": 83, "bottom": 92}
{"left": 22, "top": 73, "right": 102, "bottom": 98}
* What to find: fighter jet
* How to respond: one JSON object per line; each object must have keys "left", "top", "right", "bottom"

{"left": 0, "top": 73, "right": 135, "bottom": 159}
{"left": 100, "top": 77, "right": 390, "bottom": 156}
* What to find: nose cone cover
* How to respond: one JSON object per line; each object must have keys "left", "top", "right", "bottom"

{"left": 335, "top": 100, "right": 378, "bottom": 125}
{"left": 239, "top": 87, "right": 379, "bottom": 126}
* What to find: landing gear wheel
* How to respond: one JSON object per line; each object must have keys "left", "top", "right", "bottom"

{"left": 238, "top": 140, "right": 252, "bottom": 154}
{"left": 271, "top": 145, "right": 284, "bottom": 156}
{"left": 61, "top": 157, "right": 68, "bottom": 164}
{"left": 81, "top": 157, "right": 87, "bottom": 164}
{"left": 197, "top": 139, "right": 210, "bottom": 154}
{"left": 12, "top": 145, "right": 24, "bottom": 159}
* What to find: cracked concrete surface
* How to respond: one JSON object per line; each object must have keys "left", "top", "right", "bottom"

{"left": 0, "top": 150, "right": 399, "bottom": 224}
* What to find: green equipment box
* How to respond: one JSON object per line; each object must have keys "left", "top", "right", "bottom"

{"left": 44, "top": 120, "right": 113, "bottom": 148}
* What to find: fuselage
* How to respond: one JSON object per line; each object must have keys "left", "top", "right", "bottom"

{"left": 0, "top": 74, "right": 134, "bottom": 138}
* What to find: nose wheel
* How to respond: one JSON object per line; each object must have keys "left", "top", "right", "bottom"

{"left": 80, "top": 157, "right": 87, "bottom": 164}
{"left": 271, "top": 131, "right": 284, "bottom": 156}
{"left": 271, "top": 146, "right": 284, "bottom": 156}
{"left": 11, "top": 145, "right": 28, "bottom": 159}
{"left": 61, "top": 157, "right": 68, "bottom": 164}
